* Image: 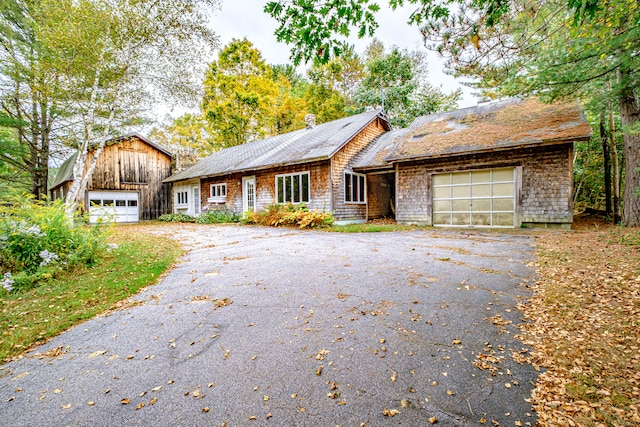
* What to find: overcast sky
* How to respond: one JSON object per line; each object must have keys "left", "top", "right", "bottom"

{"left": 208, "top": 1, "right": 477, "bottom": 108}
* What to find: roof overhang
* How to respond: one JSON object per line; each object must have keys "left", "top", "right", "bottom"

{"left": 385, "top": 136, "right": 587, "bottom": 164}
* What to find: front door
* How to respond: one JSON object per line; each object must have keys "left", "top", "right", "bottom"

{"left": 192, "top": 185, "right": 200, "bottom": 216}
{"left": 242, "top": 176, "right": 256, "bottom": 213}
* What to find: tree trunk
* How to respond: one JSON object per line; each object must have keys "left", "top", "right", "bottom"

{"left": 609, "top": 109, "right": 622, "bottom": 224}
{"left": 600, "top": 110, "right": 612, "bottom": 215}
{"left": 619, "top": 89, "right": 640, "bottom": 226}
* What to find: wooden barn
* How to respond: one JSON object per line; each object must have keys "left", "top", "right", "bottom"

{"left": 49, "top": 134, "right": 172, "bottom": 223}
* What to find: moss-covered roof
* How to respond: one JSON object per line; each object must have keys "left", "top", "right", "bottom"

{"left": 386, "top": 98, "right": 592, "bottom": 161}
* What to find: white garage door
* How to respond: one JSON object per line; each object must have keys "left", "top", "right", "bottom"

{"left": 88, "top": 191, "right": 139, "bottom": 223}
{"left": 433, "top": 168, "right": 516, "bottom": 227}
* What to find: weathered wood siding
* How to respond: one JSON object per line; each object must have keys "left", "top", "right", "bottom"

{"left": 200, "top": 161, "right": 331, "bottom": 214}
{"left": 366, "top": 173, "right": 394, "bottom": 219}
{"left": 396, "top": 144, "right": 573, "bottom": 227}
{"left": 332, "top": 118, "right": 388, "bottom": 221}
{"left": 84, "top": 136, "right": 172, "bottom": 220}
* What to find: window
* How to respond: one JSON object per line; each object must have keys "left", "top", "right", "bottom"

{"left": 345, "top": 172, "right": 366, "bottom": 203}
{"left": 276, "top": 172, "right": 310, "bottom": 204}
{"left": 177, "top": 191, "right": 188, "bottom": 205}
{"left": 209, "top": 183, "right": 227, "bottom": 202}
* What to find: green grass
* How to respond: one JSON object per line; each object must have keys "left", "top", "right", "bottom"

{"left": 329, "top": 223, "right": 422, "bottom": 233}
{"left": 0, "top": 231, "right": 182, "bottom": 363}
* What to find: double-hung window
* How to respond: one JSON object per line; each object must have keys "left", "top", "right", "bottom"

{"left": 176, "top": 191, "right": 188, "bottom": 206}
{"left": 276, "top": 172, "right": 310, "bottom": 204}
{"left": 209, "top": 183, "right": 227, "bottom": 203}
{"left": 345, "top": 172, "right": 366, "bottom": 203}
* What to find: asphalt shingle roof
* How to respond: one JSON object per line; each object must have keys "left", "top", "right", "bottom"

{"left": 351, "top": 128, "right": 407, "bottom": 171}
{"left": 164, "top": 110, "right": 386, "bottom": 183}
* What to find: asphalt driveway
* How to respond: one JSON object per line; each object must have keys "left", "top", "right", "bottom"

{"left": 0, "top": 224, "right": 539, "bottom": 426}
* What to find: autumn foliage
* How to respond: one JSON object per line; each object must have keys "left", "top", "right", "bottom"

{"left": 519, "top": 221, "right": 640, "bottom": 426}
{"left": 243, "top": 203, "right": 334, "bottom": 229}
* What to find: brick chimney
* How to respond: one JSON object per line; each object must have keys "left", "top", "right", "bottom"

{"left": 305, "top": 114, "right": 316, "bottom": 129}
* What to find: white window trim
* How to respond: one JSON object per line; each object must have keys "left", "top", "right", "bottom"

{"left": 275, "top": 171, "right": 310, "bottom": 204}
{"left": 344, "top": 171, "right": 366, "bottom": 204}
{"left": 208, "top": 183, "right": 227, "bottom": 203}
{"left": 176, "top": 190, "right": 189, "bottom": 207}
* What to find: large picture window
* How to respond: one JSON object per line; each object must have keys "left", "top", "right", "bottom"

{"left": 276, "top": 172, "right": 310, "bottom": 204}
{"left": 345, "top": 172, "right": 366, "bottom": 203}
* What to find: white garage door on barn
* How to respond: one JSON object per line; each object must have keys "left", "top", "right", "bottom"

{"left": 88, "top": 191, "right": 139, "bottom": 223}
{"left": 432, "top": 168, "right": 516, "bottom": 227}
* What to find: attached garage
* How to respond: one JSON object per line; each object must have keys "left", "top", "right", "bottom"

{"left": 88, "top": 191, "right": 139, "bottom": 223}
{"left": 432, "top": 168, "right": 516, "bottom": 227}
{"left": 386, "top": 99, "right": 592, "bottom": 228}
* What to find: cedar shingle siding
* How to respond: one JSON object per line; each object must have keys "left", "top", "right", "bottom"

{"left": 331, "top": 118, "right": 387, "bottom": 221}
{"left": 396, "top": 144, "right": 574, "bottom": 227}
{"left": 165, "top": 98, "right": 591, "bottom": 228}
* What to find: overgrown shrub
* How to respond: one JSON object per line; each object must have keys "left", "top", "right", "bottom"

{"left": 242, "top": 204, "right": 333, "bottom": 229}
{"left": 196, "top": 208, "right": 241, "bottom": 224}
{"left": 157, "top": 213, "right": 196, "bottom": 223}
{"left": 0, "top": 193, "right": 108, "bottom": 292}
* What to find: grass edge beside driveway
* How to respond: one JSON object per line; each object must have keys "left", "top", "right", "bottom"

{"left": 0, "top": 230, "right": 182, "bottom": 363}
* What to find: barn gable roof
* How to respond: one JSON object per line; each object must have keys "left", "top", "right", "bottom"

{"left": 164, "top": 110, "right": 388, "bottom": 183}
{"left": 48, "top": 133, "right": 171, "bottom": 191}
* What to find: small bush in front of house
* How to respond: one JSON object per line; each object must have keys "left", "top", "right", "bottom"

{"left": 157, "top": 213, "right": 196, "bottom": 223}
{"left": 242, "top": 203, "right": 333, "bottom": 229}
{"left": 195, "top": 208, "right": 241, "bottom": 224}
{"left": 0, "top": 193, "right": 108, "bottom": 292}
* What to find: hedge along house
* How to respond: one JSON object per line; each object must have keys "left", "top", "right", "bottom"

{"left": 163, "top": 110, "right": 390, "bottom": 223}
{"left": 358, "top": 98, "right": 592, "bottom": 228}
{"left": 49, "top": 134, "right": 172, "bottom": 223}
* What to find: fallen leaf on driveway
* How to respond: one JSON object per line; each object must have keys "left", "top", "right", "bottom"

{"left": 382, "top": 408, "right": 400, "bottom": 417}
{"left": 88, "top": 350, "right": 107, "bottom": 359}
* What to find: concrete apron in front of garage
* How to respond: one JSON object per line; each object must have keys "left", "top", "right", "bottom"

{"left": 0, "top": 225, "right": 539, "bottom": 426}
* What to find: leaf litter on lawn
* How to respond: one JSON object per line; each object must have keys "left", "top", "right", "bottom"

{"left": 517, "top": 221, "right": 640, "bottom": 426}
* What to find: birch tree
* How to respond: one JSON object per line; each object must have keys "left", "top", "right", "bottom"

{"left": 0, "top": 0, "right": 219, "bottom": 218}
